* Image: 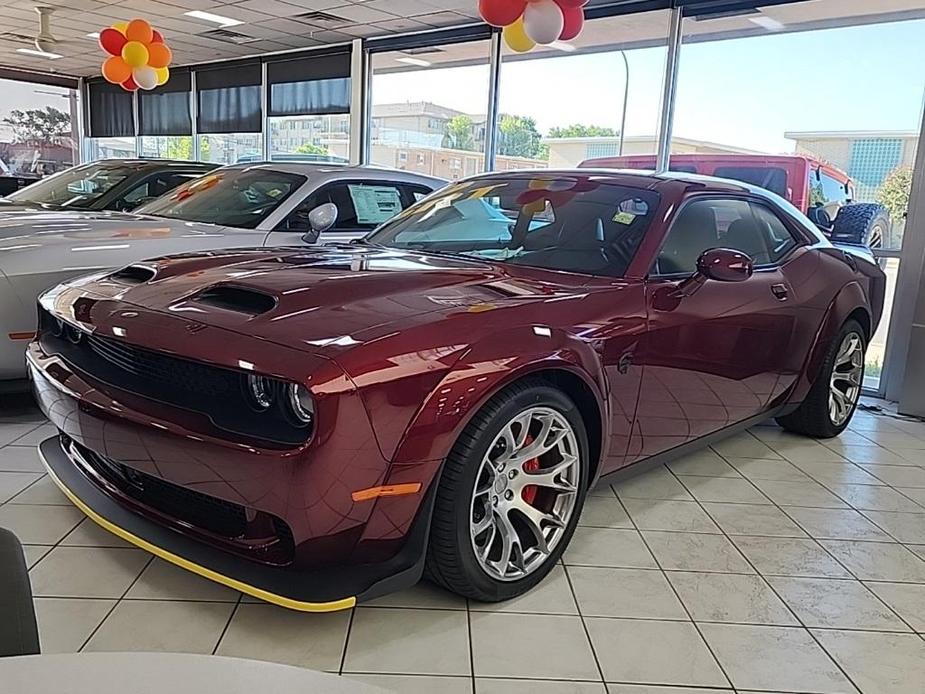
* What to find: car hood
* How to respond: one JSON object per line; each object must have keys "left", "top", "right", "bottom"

{"left": 66, "top": 245, "right": 586, "bottom": 357}
{"left": 0, "top": 209, "right": 234, "bottom": 247}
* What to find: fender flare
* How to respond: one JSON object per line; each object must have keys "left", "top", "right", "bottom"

{"left": 788, "top": 281, "right": 870, "bottom": 405}
{"left": 354, "top": 325, "right": 609, "bottom": 551}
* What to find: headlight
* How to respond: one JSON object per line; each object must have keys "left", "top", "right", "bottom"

{"left": 245, "top": 374, "right": 275, "bottom": 412}
{"left": 287, "top": 384, "right": 314, "bottom": 426}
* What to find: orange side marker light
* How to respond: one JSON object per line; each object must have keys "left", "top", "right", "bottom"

{"left": 9, "top": 332, "right": 36, "bottom": 341}
{"left": 351, "top": 483, "right": 422, "bottom": 503}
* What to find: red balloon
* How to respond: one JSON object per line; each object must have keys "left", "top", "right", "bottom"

{"left": 559, "top": 4, "right": 585, "bottom": 40}
{"left": 478, "top": 0, "right": 527, "bottom": 28}
{"left": 121, "top": 75, "right": 138, "bottom": 91}
{"left": 151, "top": 29, "right": 164, "bottom": 43}
{"left": 98, "top": 27, "right": 127, "bottom": 57}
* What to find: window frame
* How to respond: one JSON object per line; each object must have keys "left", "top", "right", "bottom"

{"left": 273, "top": 178, "right": 434, "bottom": 234}
{"left": 648, "top": 193, "right": 806, "bottom": 280}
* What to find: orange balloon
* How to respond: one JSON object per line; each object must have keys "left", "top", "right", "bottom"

{"left": 101, "top": 55, "right": 132, "bottom": 84}
{"left": 147, "top": 42, "right": 172, "bottom": 69}
{"left": 124, "top": 18, "right": 153, "bottom": 44}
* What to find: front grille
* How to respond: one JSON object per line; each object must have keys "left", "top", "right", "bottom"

{"left": 69, "top": 438, "right": 294, "bottom": 565}
{"left": 37, "top": 308, "right": 309, "bottom": 448}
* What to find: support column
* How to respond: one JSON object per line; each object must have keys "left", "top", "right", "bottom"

{"left": 655, "top": 7, "right": 683, "bottom": 173}
{"left": 484, "top": 31, "right": 502, "bottom": 173}
{"left": 349, "top": 38, "right": 368, "bottom": 166}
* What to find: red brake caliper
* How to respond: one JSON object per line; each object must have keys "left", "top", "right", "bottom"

{"left": 521, "top": 435, "right": 540, "bottom": 505}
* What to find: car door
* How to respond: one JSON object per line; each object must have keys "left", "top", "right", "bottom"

{"left": 625, "top": 195, "right": 803, "bottom": 463}
{"left": 266, "top": 180, "right": 434, "bottom": 246}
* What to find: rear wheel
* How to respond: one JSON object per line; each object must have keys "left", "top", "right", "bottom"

{"left": 777, "top": 319, "right": 866, "bottom": 438}
{"left": 425, "top": 380, "right": 589, "bottom": 602}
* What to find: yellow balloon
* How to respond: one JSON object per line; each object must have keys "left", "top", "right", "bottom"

{"left": 121, "top": 40, "right": 149, "bottom": 68}
{"left": 503, "top": 18, "right": 535, "bottom": 53}
{"left": 112, "top": 22, "right": 128, "bottom": 34}
{"left": 155, "top": 66, "right": 169, "bottom": 85}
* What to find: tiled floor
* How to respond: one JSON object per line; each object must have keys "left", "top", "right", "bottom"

{"left": 3, "top": 393, "right": 925, "bottom": 693}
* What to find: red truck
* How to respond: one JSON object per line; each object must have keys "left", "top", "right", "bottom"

{"left": 580, "top": 153, "right": 889, "bottom": 248}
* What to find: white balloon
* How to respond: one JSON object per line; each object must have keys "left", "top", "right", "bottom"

{"left": 523, "top": 0, "right": 564, "bottom": 45}
{"left": 133, "top": 65, "right": 158, "bottom": 90}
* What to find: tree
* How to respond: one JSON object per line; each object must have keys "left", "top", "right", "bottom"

{"left": 444, "top": 115, "right": 475, "bottom": 151}
{"left": 878, "top": 166, "right": 914, "bottom": 222}
{"left": 548, "top": 124, "right": 618, "bottom": 138}
{"left": 2, "top": 106, "right": 71, "bottom": 146}
{"left": 497, "top": 114, "right": 545, "bottom": 159}
{"left": 295, "top": 142, "right": 329, "bottom": 155}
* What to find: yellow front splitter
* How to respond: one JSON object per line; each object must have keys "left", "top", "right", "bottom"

{"left": 41, "top": 448, "right": 356, "bottom": 613}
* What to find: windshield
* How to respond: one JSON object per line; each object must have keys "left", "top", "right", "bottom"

{"left": 5, "top": 162, "right": 138, "bottom": 207}
{"left": 367, "top": 176, "right": 659, "bottom": 278}
{"left": 136, "top": 168, "right": 306, "bottom": 229}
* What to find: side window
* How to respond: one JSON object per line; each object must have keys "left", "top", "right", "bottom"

{"left": 719, "top": 203, "right": 795, "bottom": 265}
{"left": 655, "top": 198, "right": 747, "bottom": 275}
{"left": 656, "top": 198, "right": 800, "bottom": 276}
{"left": 808, "top": 167, "right": 850, "bottom": 208}
{"left": 277, "top": 182, "right": 428, "bottom": 233}
{"left": 820, "top": 171, "right": 850, "bottom": 206}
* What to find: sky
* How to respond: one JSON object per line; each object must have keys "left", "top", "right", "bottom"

{"left": 374, "top": 17, "right": 925, "bottom": 155}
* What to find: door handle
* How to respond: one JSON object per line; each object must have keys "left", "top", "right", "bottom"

{"left": 771, "top": 283, "right": 790, "bottom": 300}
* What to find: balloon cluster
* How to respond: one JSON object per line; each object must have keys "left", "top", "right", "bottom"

{"left": 99, "top": 19, "right": 172, "bottom": 92}
{"left": 478, "top": 0, "right": 588, "bottom": 53}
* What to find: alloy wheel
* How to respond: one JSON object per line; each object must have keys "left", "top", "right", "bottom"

{"left": 829, "top": 332, "right": 864, "bottom": 426}
{"left": 469, "top": 407, "right": 580, "bottom": 582}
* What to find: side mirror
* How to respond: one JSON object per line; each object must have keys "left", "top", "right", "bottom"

{"left": 301, "top": 202, "right": 338, "bottom": 244}
{"left": 697, "top": 248, "right": 754, "bottom": 283}
{"left": 807, "top": 205, "right": 832, "bottom": 231}
{"left": 675, "top": 248, "right": 753, "bottom": 298}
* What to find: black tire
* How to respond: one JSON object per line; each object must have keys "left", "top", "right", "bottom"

{"left": 776, "top": 319, "right": 866, "bottom": 438}
{"left": 831, "top": 203, "right": 889, "bottom": 249}
{"left": 425, "top": 379, "right": 589, "bottom": 602}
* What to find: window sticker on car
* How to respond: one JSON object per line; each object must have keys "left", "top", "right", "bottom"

{"left": 348, "top": 184, "right": 404, "bottom": 224}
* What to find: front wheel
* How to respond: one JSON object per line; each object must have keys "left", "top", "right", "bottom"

{"left": 777, "top": 319, "right": 866, "bottom": 438}
{"left": 425, "top": 380, "right": 589, "bottom": 602}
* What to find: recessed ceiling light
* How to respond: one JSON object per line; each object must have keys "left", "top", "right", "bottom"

{"left": 184, "top": 10, "right": 243, "bottom": 27}
{"left": 749, "top": 15, "right": 785, "bottom": 31}
{"left": 86, "top": 31, "right": 100, "bottom": 39}
{"left": 17, "top": 47, "right": 62, "bottom": 59}
{"left": 549, "top": 41, "right": 577, "bottom": 52}
{"left": 396, "top": 56, "right": 431, "bottom": 67}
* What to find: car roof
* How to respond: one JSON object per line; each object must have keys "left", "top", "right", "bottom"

{"left": 89, "top": 159, "right": 216, "bottom": 170}
{"left": 214, "top": 161, "right": 447, "bottom": 187}
{"left": 464, "top": 167, "right": 758, "bottom": 193}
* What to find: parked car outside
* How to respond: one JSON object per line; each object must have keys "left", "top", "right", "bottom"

{"left": 580, "top": 153, "right": 890, "bottom": 248}
{"left": 0, "top": 160, "right": 216, "bottom": 213}
{"left": 30, "top": 169, "right": 884, "bottom": 610}
{"left": 0, "top": 163, "right": 444, "bottom": 386}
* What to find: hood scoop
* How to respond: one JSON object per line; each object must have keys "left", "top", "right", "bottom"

{"left": 111, "top": 265, "right": 157, "bottom": 284}
{"left": 193, "top": 285, "right": 277, "bottom": 316}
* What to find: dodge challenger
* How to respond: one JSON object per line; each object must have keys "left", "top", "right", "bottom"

{"left": 28, "top": 170, "right": 885, "bottom": 610}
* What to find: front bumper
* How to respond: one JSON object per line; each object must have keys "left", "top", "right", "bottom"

{"left": 40, "top": 436, "right": 356, "bottom": 612}
{"left": 39, "top": 434, "right": 434, "bottom": 610}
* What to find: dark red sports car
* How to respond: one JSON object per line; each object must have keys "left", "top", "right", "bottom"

{"left": 29, "top": 171, "right": 885, "bottom": 610}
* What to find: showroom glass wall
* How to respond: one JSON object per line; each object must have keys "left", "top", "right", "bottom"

{"left": 669, "top": 1, "right": 925, "bottom": 393}
{"left": 0, "top": 76, "right": 79, "bottom": 176}
{"left": 497, "top": 9, "right": 672, "bottom": 169}
{"left": 367, "top": 31, "right": 493, "bottom": 180}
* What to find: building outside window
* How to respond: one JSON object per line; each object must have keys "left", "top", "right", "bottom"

{"left": 0, "top": 78, "right": 78, "bottom": 176}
